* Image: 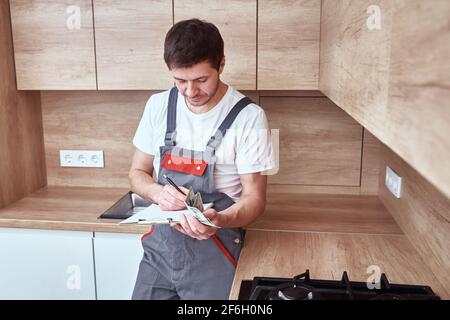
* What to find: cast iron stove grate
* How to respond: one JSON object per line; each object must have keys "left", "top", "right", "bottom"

{"left": 238, "top": 270, "right": 440, "bottom": 300}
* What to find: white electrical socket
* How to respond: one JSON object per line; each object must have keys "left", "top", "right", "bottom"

{"left": 60, "top": 150, "right": 104, "bottom": 168}
{"left": 385, "top": 166, "right": 402, "bottom": 198}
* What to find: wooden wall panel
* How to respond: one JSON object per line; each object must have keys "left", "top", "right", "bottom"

{"left": 379, "top": 144, "right": 450, "bottom": 296}
{"left": 360, "top": 129, "right": 380, "bottom": 195}
{"left": 258, "top": 0, "right": 320, "bottom": 90}
{"left": 94, "top": 0, "right": 173, "bottom": 90}
{"left": 41, "top": 91, "right": 157, "bottom": 188}
{"left": 174, "top": 0, "right": 257, "bottom": 90}
{"left": 259, "top": 90, "right": 324, "bottom": 97}
{"left": 9, "top": 0, "right": 96, "bottom": 90}
{"left": 0, "top": 0, "right": 46, "bottom": 208}
{"left": 240, "top": 91, "right": 260, "bottom": 106}
{"left": 384, "top": 0, "right": 450, "bottom": 199}
{"left": 261, "top": 97, "right": 363, "bottom": 186}
{"left": 267, "top": 184, "right": 361, "bottom": 195}
{"left": 42, "top": 92, "right": 374, "bottom": 194}
{"left": 249, "top": 193, "right": 402, "bottom": 235}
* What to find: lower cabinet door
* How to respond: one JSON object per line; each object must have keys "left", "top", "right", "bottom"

{"left": 93, "top": 232, "right": 143, "bottom": 300}
{"left": 0, "top": 228, "right": 96, "bottom": 299}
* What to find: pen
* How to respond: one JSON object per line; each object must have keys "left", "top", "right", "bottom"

{"left": 163, "top": 174, "right": 187, "bottom": 196}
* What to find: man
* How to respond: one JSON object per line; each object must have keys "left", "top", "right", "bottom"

{"left": 129, "top": 18, "right": 274, "bottom": 300}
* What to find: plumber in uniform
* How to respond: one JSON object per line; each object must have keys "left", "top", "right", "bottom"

{"left": 129, "top": 18, "right": 275, "bottom": 300}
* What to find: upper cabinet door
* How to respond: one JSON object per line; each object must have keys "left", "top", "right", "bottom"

{"left": 174, "top": 0, "right": 257, "bottom": 90}
{"left": 10, "top": 0, "right": 96, "bottom": 90}
{"left": 93, "top": 0, "right": 173, "bottom": 90}
{"left": 258, "top": 0, "right": 321, "bottom": 90}
{"left": 319, "top": 0, "right": 393, "bottom": 139}
{"left": 385, "top": 0, "right": 450, "bottom": 199}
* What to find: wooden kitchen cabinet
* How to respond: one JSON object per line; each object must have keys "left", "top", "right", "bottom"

{"left": 319, "top": 0, "right": 392, "bottom": 142}
{"left": 383, "top": 0, "right": 450, "bottom": 199}
{"left": 9, "top": 0, "right": 96, "bottom": 90}
{"left": 174, "top": 0, "right": 257, "bottom": 90}
{"left": 258, "top": 0, "right": 321, "bottom": 90}
{"left": 93, "top": 0, "right": 173, "bottom": 90}
{"left": 320, "top": 0, "right": 450, "bottom": 198}
{"left": 0, "top": 228, "right": 96, "bottom": 299}
{"left": 93, "top": 232, "right": 143, "bottom": 300}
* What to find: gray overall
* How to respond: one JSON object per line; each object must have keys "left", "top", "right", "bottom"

{"left": 132, "top": 87, "right": 253, "bottom": 300}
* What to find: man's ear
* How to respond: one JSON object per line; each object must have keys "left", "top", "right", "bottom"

{"left": 218, "top": 57, "right": 225, "bottom": 75}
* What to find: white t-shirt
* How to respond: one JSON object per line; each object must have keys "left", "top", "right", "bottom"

{"left": 133, "top": 85, "right": 274, "bottom": 202}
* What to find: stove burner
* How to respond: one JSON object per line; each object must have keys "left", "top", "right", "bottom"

{"left": 277, "top": 285, "right": 315, "bottom": 300}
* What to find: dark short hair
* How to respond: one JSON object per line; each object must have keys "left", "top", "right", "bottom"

{"left": 164, "top": 18, "right": 224, "bottom": 70}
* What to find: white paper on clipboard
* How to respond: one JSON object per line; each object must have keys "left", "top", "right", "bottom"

{"left": 119, "top": 202, "right": 214, "bottom": 226}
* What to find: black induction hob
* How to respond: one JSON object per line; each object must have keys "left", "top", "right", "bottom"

{"left": 238, "top": 270, "right": 440, "bottom": 300}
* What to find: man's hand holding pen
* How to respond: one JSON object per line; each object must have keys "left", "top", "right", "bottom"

{"left": 155, "top": 175, "right": 221, "bottom": 240}
{"left": 156, "top": 184, "right": 189, "bottom": 211}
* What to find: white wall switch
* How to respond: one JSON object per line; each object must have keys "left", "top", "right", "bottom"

{"left": 60, "top": 150, "right": 104, "bottom": 168}
{"left": 385, "top": 166, "right": 402, "bottom": 198}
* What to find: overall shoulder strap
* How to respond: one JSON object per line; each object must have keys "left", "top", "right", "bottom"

{"left": 165, "top": 86, "right": 178, "bottom": 146}
{"left": 206, "top": 96, "right": 253, "bottom": 153}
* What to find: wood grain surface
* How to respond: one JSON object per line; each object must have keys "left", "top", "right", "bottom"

{"left": 320, "top": 0, "right": 450, "bottom": 198}
{"left": 0, "top": 0, "right": 46, "bottom": 208}
{"left": 384, "top": 0, "right": 450, "bottom": 199}
{"left": 41, "top": 91, "right": 378, "bottom": 195}
{"left": 261, "top": 97, "right": 363, "bottom": 186}
{"left": 230, "top": 230, "right": 448, "bottom": 299}
{"left": 0, "top": 186, "right": 149, "bottom": 233}
{"left": 9, "top": 0, "right": 96, "bottom": 89}
{"left": 379, "top": 144, "right": 450, "bottom": 297}
{"left": 360, "top": 130, "right": 381, "bottom": 195}
{"left": 94, "top": 0, "right": 173, "bottom": 90}
{"left": 258, "top": 0, "right": 321, "bottom": 89}
{"left": 319, "top": 0, "right": 392, "bottom": 142}
{"left": 248, "top": 193, "right": 402, "bottom": 235}
{"left": 174, "top": 0, "right": 257, "bottom": 90}
{"left": 41, "top": 90, "right": 156, "bottom": 188}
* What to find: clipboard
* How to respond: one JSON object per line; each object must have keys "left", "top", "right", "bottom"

{"left": 119, "top": 202, "right": 215, "bottom": 226}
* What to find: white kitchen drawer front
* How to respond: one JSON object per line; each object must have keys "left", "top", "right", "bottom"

{"left": 0, "top": 228, "right": 96, "bottom": 300}
{"left": 93, "top": 232, "right": 143, "bottom": 300}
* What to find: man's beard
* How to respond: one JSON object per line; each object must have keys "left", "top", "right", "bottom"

{"left": 185, "top": 80, "right": 220, "bottom": 107}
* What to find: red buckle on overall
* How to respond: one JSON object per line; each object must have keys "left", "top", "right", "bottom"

{"left": 161, "top": 154, "right": 207, "bottom": 176}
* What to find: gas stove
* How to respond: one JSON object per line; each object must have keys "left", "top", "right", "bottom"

{"left": 238, "top": 270, "right": 440, "bottom": 300}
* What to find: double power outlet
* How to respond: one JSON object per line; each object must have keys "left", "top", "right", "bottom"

{"left": 60, "top": 150, "right": 104, "bottom": 168}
